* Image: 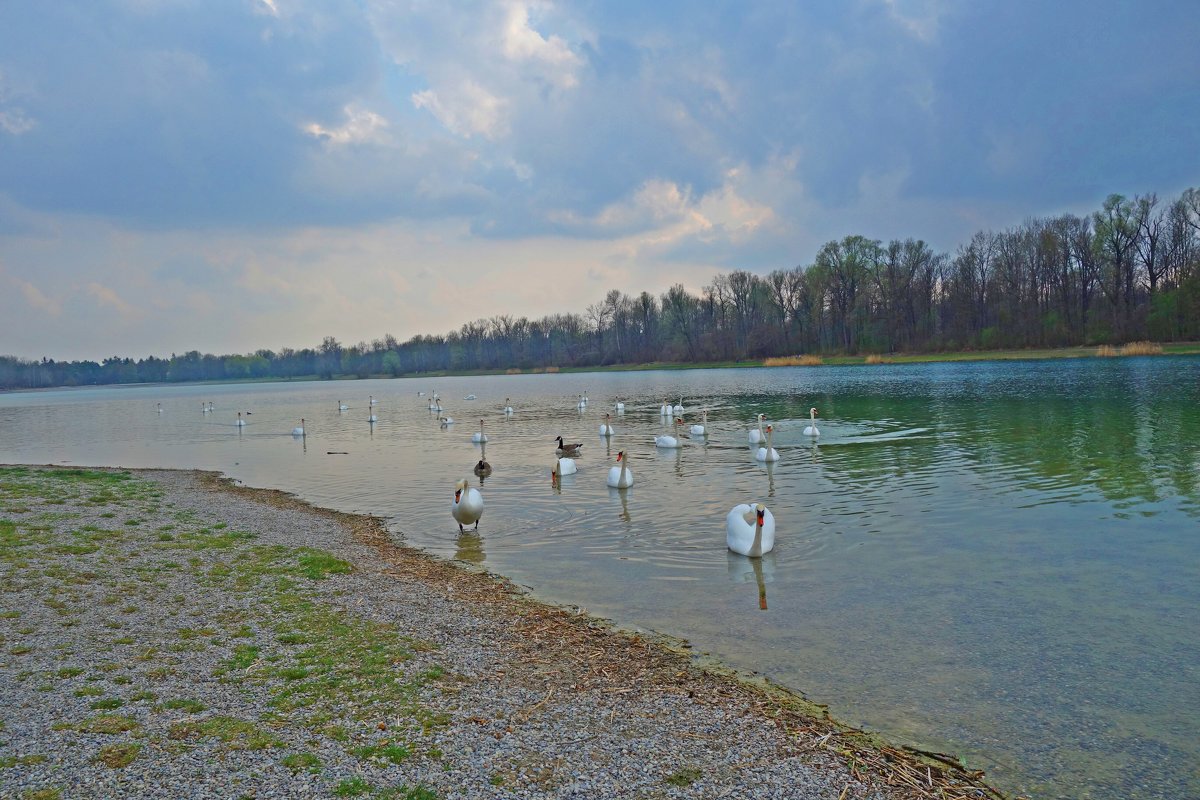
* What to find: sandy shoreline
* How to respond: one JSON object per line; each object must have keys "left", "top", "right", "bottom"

{"left": 0, "top": 465, "right": 1007, "bottom": 799}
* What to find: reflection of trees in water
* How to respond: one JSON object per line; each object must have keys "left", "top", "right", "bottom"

{"left": 794, "top": 366, "right": 1200, "bottom": 514}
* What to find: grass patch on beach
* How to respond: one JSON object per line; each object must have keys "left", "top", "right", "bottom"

{"left": 93, "top": 742, "right": 141, "bottom": 768}
{"left": 57, "top": 714, "right": 141, "bottom": 735}
{"left": 665, "top": 767, "right": 703, "bottom": 787}
{"left": 168, "top": 716, "right": 282, "bottom": 750}
{"left": 281, "top": 751, "right": 322, "bottom": 774}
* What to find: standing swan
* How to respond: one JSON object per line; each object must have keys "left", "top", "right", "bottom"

{"left": 606, "top": 451, "right": 634, "bottom": 488}
{"left": 292, "top": 418, "right": 305, "bottom": 437}
{"left": 748, "top": 414, "right": 766, "bottom": 445}
{"left": 472, "top": 420, "right": 488, "bottom": 443}
{"left": 599, "top": 413, "right": 615, "bottom": 437}
{"left": 755, "top": 425, "right": 780, "bottom": 462}
{"left": 803, "top": 407, "right": 820, "bottom": 437}
{"left": 451, "top": 479, "right": 484, "bottom": 532}
{"left": 690, "top": 410, "right": 708, "bottom": 437}
{"left": 726, "top": 504, "right": 776, "bottom": 557}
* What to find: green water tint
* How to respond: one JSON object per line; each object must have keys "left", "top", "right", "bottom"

{"left": 0, "top": 356, "right": 1197, "bottom": 799}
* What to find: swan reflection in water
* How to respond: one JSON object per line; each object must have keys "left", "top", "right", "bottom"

{"left": 455, "top": 530, "right": 485, "bottom": 564}
{"left": 755, "top": 459, "right": 777, "bottom": 498}
{"left": 727, "top": 551, "right": 776, "bottom": 610}
{"left": 607, "top": 485, "right": 632, "bottom": 525}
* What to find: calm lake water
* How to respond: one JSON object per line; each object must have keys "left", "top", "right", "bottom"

{"left": 2, "top": 358, "right": 1198, "bottom": 799}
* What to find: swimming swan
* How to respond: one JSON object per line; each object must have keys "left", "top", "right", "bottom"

{"left": 606, "top": 450, "right": 634, "bottom": 488}
{"left": 803, "top": 407, "right": 820, "bottom": 437}
{"left": 655, "top": 419, "right": 685, "bottom": 449}
{"left": 754, "top": 425, "right": 780, "bottom": 462}
{"left": 472, "top": 420, "right": 488, "bottom": 443}
{"left": 690, "top": 410, "right": 708, "bottom": 437}
{"left": 726, "top": 503, "right": 776, "bottom": 557}
{"left": 748, "top": 414, "right": 766, "bottom": 445}
{"left": 599, "top": 414, "right": 615, "bottom": 437}
{"left": 292, "top": 418, "right": 305, "bottom": 437}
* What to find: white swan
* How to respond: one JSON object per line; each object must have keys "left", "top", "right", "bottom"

{"left": 615, "top": 399, "right": 625, "bottom": 412}
{"left": 599, "top": 413, "right": 615, "bottom": 437}
{"left": 690, "top": 410, "right": 708, "bottom": 437}
{"left": 338, "top": 401, "right": 349, "bottom": 411}
{"left": 552, "top": 456, "right": 577, "bottom": 480}
{"left": 368, "top": 411, "right": 378, "bottom": 423}
{"left": 673, "top": 397, "right": 684, "bottom": 415}
{"left": 369, "top": 395, "right": 377, "bottom": 406}
{"left": 577, "top": 394, "right": 587, "bottom": 410}
{"left": 803, "top": 407, "right": 820, "bottom": 437}
{"left": 503, "top": 398, "right": 514, "bottom": 415}
{"left": 472, "top": 420, "right": 488, "bottom": 443}
{"left": 439, "top": 415, "right": 454, "bottom": 428}
{"left": 235, "top": 412, "right": 246, "bottom": 428}
{"left": 660, "top": 399, "right": 673, "bottom": 417}
{"left": 292, "top": 418, "right": 305, "bottom": 437}
{"left": 606, "top": 450, "right": 634, "bottom": 488}
{"left": 755, "top": 425, "right": 780, "bottom": 462}
{"left": 749, "top": 414, "right": 766, "bottom": 444}
{"left": 581, "top": 391, "right": 589, "bottom": 403}
{"left": 726, "top": 503, "right": 776, "bottom": 557}
{"left": 201, "top": 402, "right": 210, "bottom": 414}
{"left": 451, "top": 478, "right": 483, "bottom": 532}
{"left": 655, "top": 418, "right": 684, "bottom": 448}
{"left": 464, "top": 394, "right": 476, "bottom": 401}
{"left": 156, "top": 403, "right": 163, "bottom": 414}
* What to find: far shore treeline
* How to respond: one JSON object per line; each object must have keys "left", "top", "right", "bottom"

{"left": 4, "top": 189, "right": 1199, "bottom": 391}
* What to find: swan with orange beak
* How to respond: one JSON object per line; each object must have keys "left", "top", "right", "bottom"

{"left": 451, "top": 479, "right": 484, "bottom": 532}
{"left": 726, "top": 503, "right": 775, "bottom": 557}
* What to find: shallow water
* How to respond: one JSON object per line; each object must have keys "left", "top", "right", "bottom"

{"left": 2, "top": 358, "right": 1198, "bottom": 799}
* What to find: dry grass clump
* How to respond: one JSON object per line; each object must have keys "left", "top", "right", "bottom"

{"left": 864, "top": 354, "right": 893, "bottom": 365}
{"left": 505, "top": 368, "right": 522, "bottom": 375}
{"left": 543, "top": 365, "right": 560, "bottom": 373}
{"left": 763, "top": 355, "right": 824, "bottom": 367}
{"left": 1120, "top": 341, "right": 1163, "bottom": 356}
{"left": 1096, "top": 341, "right": 1163, "bottom": 357}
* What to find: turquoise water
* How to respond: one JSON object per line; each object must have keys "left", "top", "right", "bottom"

{"left": 1, "top": 357, "right": 1197, "bottom": 798}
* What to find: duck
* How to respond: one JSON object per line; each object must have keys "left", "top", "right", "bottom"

{"left": 473, "top": 456, "right": 492, "bottom": 478}
{"left": 292, "top": 418, "right": 305, "bottom": 437}
{"left": 551, "top": 456, "right": 578, "bottom": 482}
{"left": 555, "top": 436, "right": 582, "bottom": 457}
{"left": 726, "top": 503, "right": 776, "bottom": 557}
{"left": 803, "top": 407, "right": 820, "bottom": 437}
{"left": 606, "top": 450, "right": 634, "bottom": 488}
{"left": 235, "top": 412, "right": 246, "bottom": 427}
{"left": 655, "top": 418, "right": 685, "bottom": 449}
{"left": 451, "top": 478, "right": 484, "bottom": 532}
{"left": 503, "top": 398, "right": 514, "bottom": 415}
{"left": 599, "top": 414, "right": 615, "bottom": 437}
{"left": 472, "top": 420, "right": 488, "bottom": 443}
{"left": 748, "top": 413, "right": 766, "bottom": 445}
{"left": 690, "top": 410, "right": 708, "bottom": 437}
{"left": 755, "top": 425, "right": 780, "bottom": 462}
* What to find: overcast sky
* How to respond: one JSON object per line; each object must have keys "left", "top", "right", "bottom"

{"left": 1, "top": 0, "right": 1197, "bottom": 361}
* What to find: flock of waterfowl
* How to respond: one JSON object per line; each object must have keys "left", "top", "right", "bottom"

{"left": 181, "top": 391, "right": 820, "bottom": 559}
{"left": 428, "top": 390, "right": 821, "bottom": 559}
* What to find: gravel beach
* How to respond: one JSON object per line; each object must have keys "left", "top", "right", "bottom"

{"left": 0, "top": 466, "right": 1002, "bottom": 799}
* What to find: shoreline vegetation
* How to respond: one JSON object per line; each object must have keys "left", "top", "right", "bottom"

{"left": 0, "top": 465, "right": 1018, "bottom": 799}
{"left": 3, "top": 341, "right": 1198, "bottom": 393}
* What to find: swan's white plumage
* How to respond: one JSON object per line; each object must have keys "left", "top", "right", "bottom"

{"left": 803, "top": 407, "right": 820, "bottom": 437}
{"left": 292, "top": 419, "right": 305, "bottom": 437}
{"left": 471, "top": 420, "right": 488, "bottom": 443}
{"left": 606, "top": 451, "right": 634, "bottom": 488}
{"left": 749, "top": 414, "right": 766, "bottom": 444}
{"left": 451, "top": 479, "right": 483, "bottom": 531}
{"left": 552, "top": 457, "right": 577, "bottom": 477}
{"left": 726, "top": 503, "right": 776, "bottom": 557}
{"left": 755, "top": 425, "right": 780, "bottom": 462}
{"left": 690, "top": 410, "right": 708, "bottom": 437}
{"left": 599, "top": 414, "right": 615, "bottom": 437}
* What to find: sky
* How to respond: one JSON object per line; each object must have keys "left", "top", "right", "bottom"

{"left": 1, "top": 0, "right": 1198, "bottom": 362}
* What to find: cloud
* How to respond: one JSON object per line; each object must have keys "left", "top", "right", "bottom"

{"left": 412, "top": 81, "right": 508, "bottom": 139}
{"left": 304, "top": 104, "right": 389, "bottom": 146}
{"left": 87, "top": 282, "right": 139, "bottom": 319}
{"left": 501, "top": 1, "right": 583, "bottom": 89}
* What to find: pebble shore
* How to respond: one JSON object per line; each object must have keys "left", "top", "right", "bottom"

{"left": 0, "top": 466, "right": 1000, "bottom": 799}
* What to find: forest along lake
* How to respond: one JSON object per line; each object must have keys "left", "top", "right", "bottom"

{"left": 1, "top": 357, "right": 1198, "bottom": 800}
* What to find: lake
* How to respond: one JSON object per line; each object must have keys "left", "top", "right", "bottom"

{"left": 2, "top": 357, "right": 1197, "bottom": 799}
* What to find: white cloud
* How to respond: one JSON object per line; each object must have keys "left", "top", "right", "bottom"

{"left": 304, "top": 104, "right": 389, "bottom": 146}
{"left": 501, "top": 1, "right": 583, "bottom": 89}
{"left": 412, "top": 81, "right": 508, "bottom": 139}
{"left": 11, "top": 276, "right": 60, "bottom": 316}
{"left": 87, "top": 282, "right": 138, "bottom": 319}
